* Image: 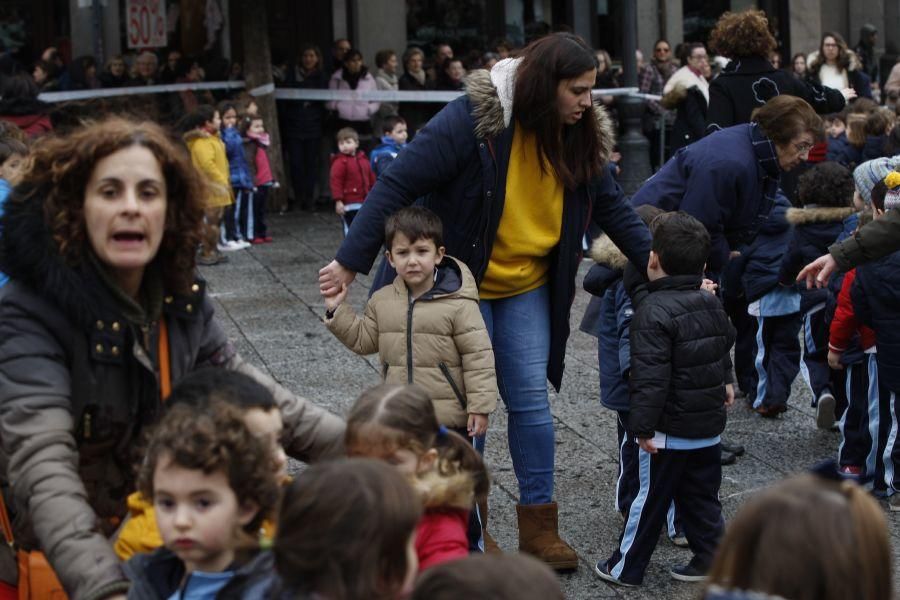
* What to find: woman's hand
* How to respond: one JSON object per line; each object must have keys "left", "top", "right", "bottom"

{"left": 840, "top": 87, "right": 858, "bottom": 101}
{"left": 797, "top": 254, "right": 839, "bottom": 289}
{"left": 335, "top": 201, "right": 346, "bottom": 216}
{"left": 700, "top": 278, "right": 718, "bottom": 294}
{"left": 319, "top": 260, "right": 357, "bottom": 297}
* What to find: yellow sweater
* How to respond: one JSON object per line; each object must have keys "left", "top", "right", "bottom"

{"left": 479, "top": 126, "right": 564, "bottom": 299}
{"left": 184, "top": 130, "right": 233, "bottom": 208}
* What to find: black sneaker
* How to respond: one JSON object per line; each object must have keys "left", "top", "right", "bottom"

{"left": 670, "top": 562, "right": 708, "bottom": 582}
{"left": 721, "top": 442, "right": 745, "bottom": 456}
{"left": 720, "top": 450, "right": 737, "bottom": 466}
{"left": 594, "top": 562, "right": 639, "bottom": 587}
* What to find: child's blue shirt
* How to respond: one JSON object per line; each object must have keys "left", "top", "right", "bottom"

{"left": 0, "top": 178, "right": 11, "bottom": 288}
{"left": 370, "top": 136, "right": 406, "bottom": 178}
{"left": 166, "top": 570, "right": 234, "bottom": 600}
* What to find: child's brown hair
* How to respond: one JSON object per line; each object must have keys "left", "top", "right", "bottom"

{"left": 274, "top": 458, "right": 422, "bottom": 599}
{"left": 346, "top": 384, "right": 490, "bottom": 501}
{"left": 384, "top": 205, "right": 444, "bottom": 251}
{"left": 336, "top": 126, "right": 359, "bottom": 143}
{"left": 846, "top": 113, "right": 867, "bottom": 147}
{"left": 412, "top": 553, "right": 564, "bottom": 600}
{"left": 137, "top": 401, "right": 280, "bottom": 535}
{"left": 705, "top": 473, "right": 891, "bottom": 600}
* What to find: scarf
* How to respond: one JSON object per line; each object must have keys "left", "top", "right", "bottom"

{"left": 342, "top": 66, "right": 366, "bottom": 90}
{"left": 750, "top": 122, "right": 781, "bottom": 223}
{"left": 408, "top": 69, "right": 426, "bottom": 86}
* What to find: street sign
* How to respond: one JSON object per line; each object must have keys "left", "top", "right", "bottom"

{"left": 126, "top": 0, "right": 166, "bottom": 49}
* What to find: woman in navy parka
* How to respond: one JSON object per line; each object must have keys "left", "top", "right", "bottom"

{"left": 319, "top": 33, "right": 650, "bottom": 570}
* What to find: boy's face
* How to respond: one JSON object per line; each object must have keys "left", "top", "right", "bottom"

{"left": 0, "top": 153, "right": 25, "bottom": 183}
{"left": 387, "top": 233, "right": 445, "bottom": 292}
{"left": 243, "top": 407, "right": 288, "bottom": 482}
{"left": 388, "top": 122, "right": 408, "bottom": 145}
{"left": 222, "top": 109, "right": 238, "bottom": 129}
{"left": 153, "top": 453, "right": 257, "bottom": 573}
{"left": 248, "top": 119, "right": 265, "bottom": 136}
{"left": 828, "top": 119, "right": 845, "bottom": 138}
{"left": 338, "top": 137, "right": 359, "bottom": 155}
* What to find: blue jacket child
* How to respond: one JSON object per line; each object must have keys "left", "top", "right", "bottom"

{"left": 369, "top": 135, "right": 406, "bottom": 178}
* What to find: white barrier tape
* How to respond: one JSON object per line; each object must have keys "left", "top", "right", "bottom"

{"left": 273, "top": 86, "right": 645, "bottom": 103}
{"left": 36, "top": 81, "right": 661, "bottom": 105}
{"left": 248, "top": 83, "right": 276, "bottom": 97}
{"left": 38, "top": 80, "right": 247, "bottom": 103}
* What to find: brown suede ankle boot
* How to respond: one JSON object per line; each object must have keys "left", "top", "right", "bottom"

{"left": 516, "top": 502, "right": 578, "bottom": 571}
{"left": 477, "top": 499, "right": 502, "bottom": 554}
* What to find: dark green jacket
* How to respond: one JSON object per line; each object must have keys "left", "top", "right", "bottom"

{"left": 829, "top": 206, "right": 900, "bottom": 269}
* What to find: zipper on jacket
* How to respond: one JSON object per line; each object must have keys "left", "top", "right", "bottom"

{"left": 439, "top": 362, "right": 467, "bottom": 410}
{"left": 382, "top": 362, "right": 389, "bottom": 379}
{"left": 476, "top": 138, "right": 499, "bottom": 282}
{"left": 406, "top": 294, "right": 415, "bottom": 383}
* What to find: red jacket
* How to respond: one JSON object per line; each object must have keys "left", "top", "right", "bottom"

{"left": 415, "top": 508, "right": 469, "bottom": 571}
{"left": 329, "top": 151, "right": 376, "bottom": 203}
{"left": 829, "top": 268, "right": 876, "bottom": 353}
{"left": 0, "top": 114, "right": 52, "bottom": 138}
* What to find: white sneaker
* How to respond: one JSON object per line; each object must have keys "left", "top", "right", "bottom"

{"left": 219, "top": 241, "right": 243, "bottom": 252}
{"left": 234, "top": 239, "right": 252, "bottom": 249}
{"left": 816, "top": 392, "right": 836, "bottom": 430}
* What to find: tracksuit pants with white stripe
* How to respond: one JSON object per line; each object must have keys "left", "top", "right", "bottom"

{"left": 838, "top": 353, "right": 891, "bottom": 494}
{"left": 749, "top": 313, "right": 801, "bottom": 410}
{"left": 615, "top": 412, "right": 684, "bottom": 539}
{"left": 799, "top": 305, "right": 833, "bottom": 404}
{"left": 603, "top": 443, "right": 724, "bottom": 585}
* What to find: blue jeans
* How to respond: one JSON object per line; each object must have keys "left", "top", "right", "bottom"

{"left": 479, "top": 284, "right": 554, "bottom": 504}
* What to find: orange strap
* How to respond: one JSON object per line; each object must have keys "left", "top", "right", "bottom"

{"left": 158, "top": 319, "right": 171, "bottom": 402}
{"left": 0, "top": 492, "right": 14, "bottom": 548}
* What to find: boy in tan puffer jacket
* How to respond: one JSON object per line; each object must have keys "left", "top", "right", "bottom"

{"left": 324, "top": 206, "right": 498, "bottom": 438}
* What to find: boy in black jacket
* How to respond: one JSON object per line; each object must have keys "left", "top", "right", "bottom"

{"left": 596, "top": 212, "right": 736, "bottom": 587}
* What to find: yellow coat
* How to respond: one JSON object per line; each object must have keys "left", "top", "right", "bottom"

{"left": 114, "top": 492, "right": 276, "bottom": 560}
{"left": 184, "top": 130, "right": 233, "bottom": 208}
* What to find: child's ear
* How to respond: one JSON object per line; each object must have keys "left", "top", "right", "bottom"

{"left": 386, "top": 249, "right": 395, "bottom": 269}
{"left": 435, "top": 246, "right": 446, "bottom": 263}
{"left": 648, "top": 250, "right": 659, "bottom": 270}
{"left": 237, "top": 500, "right": 260, "bottom": 528}
{"left": 417, "top": 448, "right": 439, "bottom": 475}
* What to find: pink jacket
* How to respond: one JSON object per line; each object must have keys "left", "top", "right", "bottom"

{"left": 327, "top": 69, "right": 380, "bottom": 122}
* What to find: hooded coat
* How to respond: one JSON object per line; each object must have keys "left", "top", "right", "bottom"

{"left": 852, "top": 249, "right": 900, "bottom": 391}
{"left": 0, "top": 189, "right": 345, "bottom": 599}
{"left": 333, "top": 58, "right": 651, "bottom": 391}
{"left": 329, "top": 150, "right": 376, "bottom": 204}
{"left": 779, "top": 205, "right": 855, "bottom": 312}
{"left": 326, "top": 257, "right": 497, "bottom": 427}
{"left": 184, "top": 129, "right": 233, "bottom": 208}
{"left": 413, "top": 470, "right": 474, "bottom": 571}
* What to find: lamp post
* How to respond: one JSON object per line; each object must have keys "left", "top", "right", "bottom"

{"left": 615, "top": 0, "right": 651, "bottom": 195}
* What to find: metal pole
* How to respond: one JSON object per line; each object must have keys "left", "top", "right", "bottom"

{"left": 92, "top": 0, "right": 105, "bottom": 67}
{"left": 615, "top": 0, "right": 652, "bottom": 195}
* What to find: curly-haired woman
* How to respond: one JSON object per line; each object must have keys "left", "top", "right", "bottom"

{"left": 705, "top": 10, "right": 850, "bottom": 133}
{"left": 0, "top": 118, "right": 344, "bottom": 599}
{"left": 807, "top": 33, "right": 873, "bottom": 100}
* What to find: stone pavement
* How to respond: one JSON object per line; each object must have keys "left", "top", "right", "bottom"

{"left": 201, "top": 210, "right": 900, "bottom": 599}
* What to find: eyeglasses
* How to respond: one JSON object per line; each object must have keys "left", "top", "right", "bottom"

{"left": 690, "top": 54, "right": 709, "bottom": 62}
{"left": 793, "top": 141, "right": 814, "bottom": 153}
{"left": 823, "top": 42, "right": 838, "bottom": 48}
{"left": 655, "top": 47, "right": 670, "bottom": 53}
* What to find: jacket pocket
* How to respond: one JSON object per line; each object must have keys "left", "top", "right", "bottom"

{"left": 439, "top": 362, "right": 467, "bottom": 411}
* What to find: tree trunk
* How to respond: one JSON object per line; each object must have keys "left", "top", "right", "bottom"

{"left": 240, "top": 0, "right": 287, "bottom": 211}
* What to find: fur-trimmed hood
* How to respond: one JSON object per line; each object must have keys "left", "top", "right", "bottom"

{"left": 413, "top": 470, "right": 475, "bottom": 511}
{"left": 786, "top": 206, "right": 855, "bottom": 225}
{"left": 0, "top": 186, "right": 120, "bottom": 329}
{"left": 464, "top": 58, "right": 616, "bottom": 164}
{"left": 589, "top": 233, "right": 628, "bottom": 270}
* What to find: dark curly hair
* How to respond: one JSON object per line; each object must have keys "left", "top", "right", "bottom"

{"left": 275, "top": 459, "right": 422, "bottom": 599}
{"left": 138, "top": 401, "right": 281, "bottom": 536}
{"left": 708, "top": 10, "right": 777, "bottom": 59}
{"left": 16, "top": 117, "right": 205, "bottom": 295}
{"left": 797, "top": 161, "right": 854, "bottom": 208}
{"left": 808, "top": 32, "right": 852, "bottom": 78}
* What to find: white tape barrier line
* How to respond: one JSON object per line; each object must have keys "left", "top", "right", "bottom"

{"left": 37, "top": 81, "right": 661, "bottom": 104}
{"left": 38, "top": 80, "right": 247, "bottom": 103}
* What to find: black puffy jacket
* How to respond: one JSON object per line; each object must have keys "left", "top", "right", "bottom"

{"left": 852, "top": 250, "right": 900, "bottom": 392}
{"left": 628, "top": 275, "right": 736, "bottom": 439}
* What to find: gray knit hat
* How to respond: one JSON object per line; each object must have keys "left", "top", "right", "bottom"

{"left": 854, "top": 156, "right": 900, "bottom": 204}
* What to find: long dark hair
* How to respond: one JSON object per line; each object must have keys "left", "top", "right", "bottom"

{"left": 809, "top": 32, "right": 851, "bottom": 78}
{"left": 512, "top": 33, "right": 605, "bottom": 190}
